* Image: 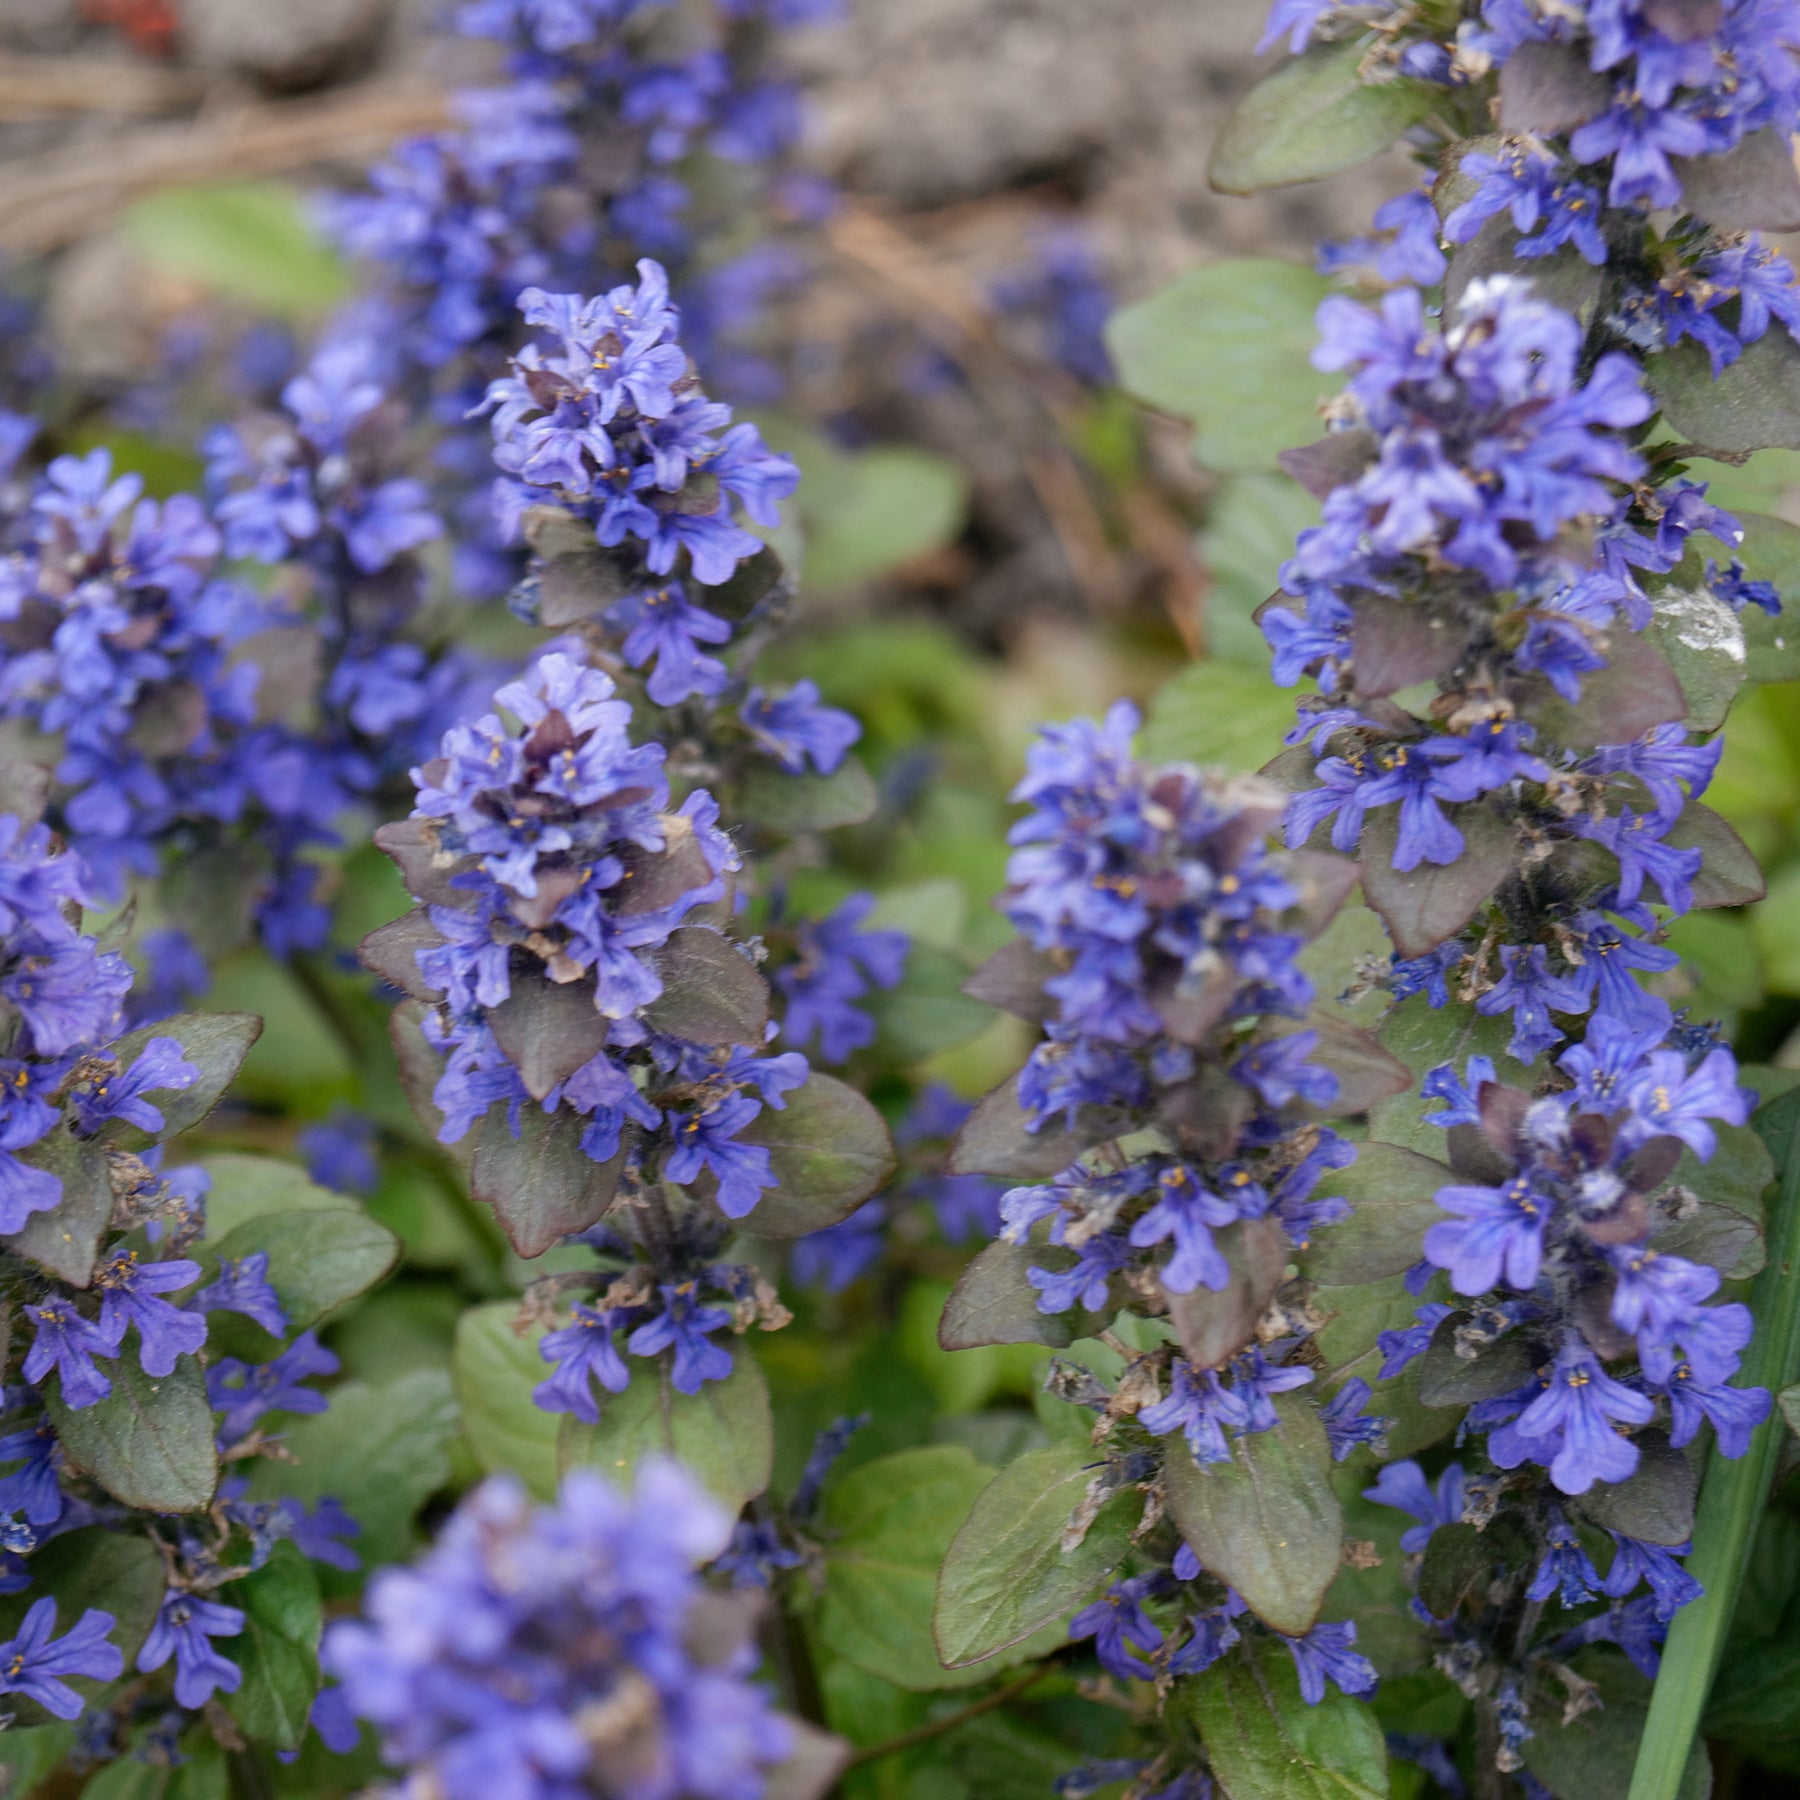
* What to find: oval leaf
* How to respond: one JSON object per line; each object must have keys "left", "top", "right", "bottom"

{"left": 1182, "top": 1637, "right": 1388, "bottom": 1800}
{"left": 1361, "top": 803, "right": 1517, "bottom": 960}
{"left": 641, "top": 928, "right": 770, "bottom": 1049}
{"left": 1164, "top": 1216, "right": 1291, "bottom": 1372}
{"left": 818, "top": 1446, "right": 1002, "bottom": 1691}
{"left": 488, "top": 966, "right": 613, "bottom": 1100}
{"left": 472, "top": 1105, "right": 625, "bottom": 1259}
{"left": 3, "top": 1127, "right": 113, "bottom": 1287}
{"left": 1209, "top": 42, "right": 1436, "bottom": 196}
{"left": 223, "top": 1545, "right": 321, "bottom": 1753}
{"left": 934, "top": 1442, "right": 1137, "bottom": 1670}
{"left": 1301, "top": 1142, "right": 1453, "bottom": 1285}
{"left": 1162, "top": 1393, "right": 1343, "bottom": 1637}
{"left": 209, "top": 1206, "right": 401, "bottom": 1340}
{"left": 47, "top": 1355, "right": 219, "bottom": 1514}
{"left": 739, "top": 1071, "right": 897, "bottom": 1238}
{"left": 737, "top": 758, "right": 878, "bottom": 833}
{"left": 938, "top": 1239, "right": 1081, "bottom": 1352}
{"left": 106, "top": 1012, "right": 264, "bottom": 1152}
{"left": 558, "top": 1352, "right": 772, "bottom": 1532}
{"left": 454, "top": 1301, "right": 563, "bottom": 1500}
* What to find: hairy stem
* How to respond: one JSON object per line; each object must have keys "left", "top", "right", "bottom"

{"left": 1629, "top": 1089, "right": 1800, "bottom": 1800}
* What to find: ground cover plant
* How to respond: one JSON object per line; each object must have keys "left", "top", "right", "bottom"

{"left": 3, "top": 0, "right": 1800, "bottom": 1796}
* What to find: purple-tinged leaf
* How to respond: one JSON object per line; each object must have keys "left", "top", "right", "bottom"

{"left": 373, "top": 819, "right": 477, "bottom": 910}
{"left": 472, "top": 1105, "right": 623, "bottom": 1258}
{"left": 1671, "top": 127, "right": 1800, "bottom": 230}
{"left": 1417, "top": 1314, "right": 1540, "bottom": 1407}
{"left": 1162, "top": 1392, "right": 1342, "bottom": 1637}
{"left": 1361, "top": 803, "right": 1516, "bottom": 960}
{"left": 737, "top": 1071, "right": 897, "bottom": 1238}
{"left": 1277, "top": 431, "right": 1377, "bottom": 500}
{"left": 489, "top": 967, "right": 612, "bottom": 1102}
{"left": 961, "top": 940, "right": 1059, "bottom": 1024}
{"left": 641, "top": 928, "right": 770, "bottom": 1048}
{"left": 1498, "top": 40, "right": 1611, "bottom": 131}
{"left": 1161, "top": 1215, "right": 1290, "bottom": 1372}
{"left": 939, "top": 1240, "right": 1082, "bottom": 1352}
{"left": 949, "top": 1073, "right": 1130, "bottom": 1180}
{"left": 1303, "top": 1011, "right": 1413, "bottom": 1115}
{"left": 1663, "top": 801, "right": 1766, "bottom": 908}
{"left": 1570, "top": 1431, "right": 1696, "bottom": 1546}
{"left": 1350, "top": 594, "right": 1471, "bottom": 699}
{"left": 358, "top": 909, "right": 447, "bottom": 1004}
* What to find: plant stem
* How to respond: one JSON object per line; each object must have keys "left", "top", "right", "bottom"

{"left": 843, "top": 1662, "right": 1055, "bottom": 1770}
{"left": 1629, "top": 1090, "right": 1800, "bottom": 1800}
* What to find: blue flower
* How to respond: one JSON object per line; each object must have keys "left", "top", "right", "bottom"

{"left": 740, "top": 680, "right": 862, "bottom": 776}
{"left": 1490, "top": 1339, "right": 1655, "bottom": 1495}
{"left": 1363, "top": 1458, "right": 1464, "bottom": 1553}
{"left": 533, "top": 1304, "right": 632, "bottom": 1421}
{"left": 1526, "top": 1508, "right": 1603, "bottom": 1607}
{"left": 627, "top": 1284, "right": 734, "bottom": 1393}
{"left": 1424, "top": 1174, "right": 1553, "bottom": 1295}
{"left": 71, "top": 1036, "right": 197, "bottom": 1135}
{"left": 1282, "top": 1619, "right": 1378, "bottom": 1704}
{"left": 1476, "top": 944, "right": 1591, "bottom": 1062}
{"left": 1128, "top": 1165, "right": 1238, "bottom": 1294}
{"left": 280, "top": 1496, "right": 363, "bottom": 1572}
{"left": 662, "top": 1091, "right": 776, "bottom": 1219}
{"left": 94, "top": 1249, "right": 206, "bottom": 1377}
{"left": 0, "top": 1598, "right": 122, "bottom": 1719}
{"left": 791, "top": 1200, "right": 887, "bottom": 1292}
{"left": 777, "top": 894, "right": 908, "bottom": 1063}
{"left": 1615, "top": 1042, "right": 1750, "bottom": 1159}
{"left": 0, "top": 1418, "right": 63, "bottom": 1526}
{"left": 22, "top": 1300, "right": 120, "bottom": 1409}
{"left": 1320, "top": 1377, "right": 1389, "bottom": 1461}
{"left": 1030, "top": 1232, "right": 1132, "bottom": 1314}
{"left": 1658, "top": 1360, "right": 1772, "bottom": 1458}
{"left": 298, "top": 1108, "right": 381, "bottom": 1197}
{"left": 1603, "top": 1533, "right": 1704, "bottom": 1622}
{"left": 1377, "top": 1303, "right": 1454, "bottom": 1379}
{"left": 1069, "top": 1575, "right": 1165, "bottom": 1682}
{"left": 324, "top": 1464, "right": 793, "bottom": 1800}
{"left": 1139, "top": 1358, "right": 1251, "bottom": 1465}
{"left": 208, "top": 1331, "right": 339, "bottom": 1446}
{"left": 137, "top": 1591, "right": 244, "bottom": 1710}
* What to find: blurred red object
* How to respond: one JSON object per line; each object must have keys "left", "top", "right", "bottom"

{"left": 80, "top": 0, "right": 178, "bottom": 56}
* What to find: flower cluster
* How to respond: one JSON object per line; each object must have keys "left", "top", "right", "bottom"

{"left": 332, "top": 0, "right": 835, "bottom": 598}
{"left": 944, "top": 706, "right": 1414, "bottom": 1717}
{"left": 323, "top": 1461, "right": 796, "bottom": 1800}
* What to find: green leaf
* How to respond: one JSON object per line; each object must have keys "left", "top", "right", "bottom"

{"left": 1107, "top": 260, "right": 1337, "bottom": 475}
{"left": 0, "top": 1528, "right": 163, "bottom": 1723}
{"left": 453, "top": 1301, "right": 563, "bottom": 1500}
{"left": 1368, "top": 997, "right": 1531, "bottom": 1157}
{"left": 0, "top": 1724, "right": 78, "bottom": 1797}
{"left": 1162, "top": 1394, "right": 1342, "bottom": 1637}
{"left": 47, "top": 1355, "right": 218, "bottom": 1514}
{"left": 737, "top": 756, "right": 879, "bottom": 834}
{"left": 938, "top": 1239, "right": 1080, "bottom": 1352}
{"left": 209, "top": 1205, "right": 400, "bottom": 1341}
{"left": 1199, "top": 475, "right": 1322, "bottom": 666}
{"left": 933, "top": 1442, "right": 1137, "bottom": 1669}
{"left": 1732, "top": 512, "right": 1800, "bottom": 682}
{"left": 124, "top": 181, "right": 350, "bottom": 320}
{"left": 862, "top": 943, "right": 994, "bottom": 1060}
{"left": 1571, "top": 1433, "right": 1697, "bottom": 1548}
{"left": 1647, "top": 574, "right": 1748, "bottom": 731}
{"left": 1208, "top": 41, "right": 1437, "bottom": 195}
{"left": 1651, "top": 328, "right": 1800, "bottom": 457}
{"left": 738, "top": 1071, "right": 898, "bottom": 1239}
{"left": 1543, "top": 1656, "right": 1712, "bottom": 1800}
{"left": 1299, "top": 1142, "right": 1453, "bottom": 1285}
{"left": 200, "top": 1152, "right": 349, "bottom": 1239}
{"left": 1140, "top": 659, "right": 1304, "bottom": 769}
{"left": 3, "top": 1126, "right": 114, "bottom": 1286}
{"left": 1181, "top": 1637, "right": 1388, "bottom": 1800}
{"left": 819, "top": 1446, "right": 1006, "bottom": 1691}
{"left": 472, "top": 1104, "right": 624, "bottom": 1259}
{"left": 244, "top": 1369, "right": 458, "bottom": 1568}
{"left": 558, "top": 1353, "right": 773, "bottom": 1524}
{"left": 224, "top": 1545, "right": 322, "bottom": 1752}
{"left": 641, "top": 928, "right": 771, "bottom": 1048}
{"left": 801, "top": 446, "right": 969, "bottom": 589}
{"left": 106, "top": 1012, "right": 264, "bottom": 1151}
